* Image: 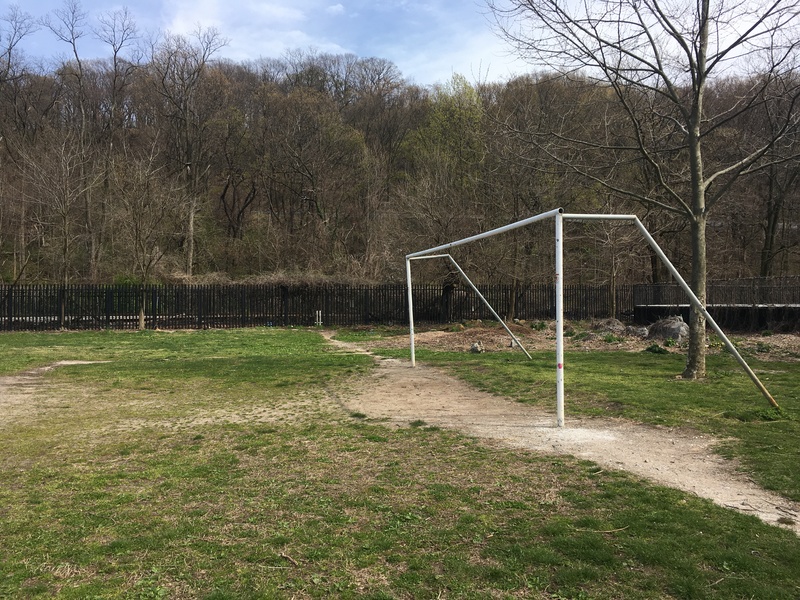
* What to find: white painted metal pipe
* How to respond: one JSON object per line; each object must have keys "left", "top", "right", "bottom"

{"left": 555, "top": 212, "right": 565, "bottom": 428}
{"left": 406, "top": 257, "right": 416, "bottom": 367}
{"left": 406, "top": 208, "right": 564, "bottom": 260}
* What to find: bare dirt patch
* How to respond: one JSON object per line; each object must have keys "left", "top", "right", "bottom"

{"left": 323, "top": 328, "right": 800, "bottom": 535}
{"left": 0, "top": 362, "right": 340, "bottom": 434}
{"left": 0, "top": 361, "right": 109, "bottom": 428}
{"left": 356, "top": 320, "right": 800, "bottom": 361}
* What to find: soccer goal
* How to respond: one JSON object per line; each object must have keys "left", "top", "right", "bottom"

{"left": 405, "top": 208, "right": 777, "bottom": 428}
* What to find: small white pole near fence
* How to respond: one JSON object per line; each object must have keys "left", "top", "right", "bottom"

{"left": 315, "top": 310, "right": 322, "bottom": 327}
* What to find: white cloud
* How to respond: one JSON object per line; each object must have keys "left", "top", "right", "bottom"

{"left": 17, "top": 0, "right": 529, "bottom": 85}
{"left": 162, "top": 0, "right": 224, "bottom": 35}
{"left": 240, "top": 1, "right": 307, "bottom": 24}
{"left": 161, "top": 0, "right": 310, "bottom": 39}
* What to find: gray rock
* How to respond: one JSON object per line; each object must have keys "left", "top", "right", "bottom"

{"left": 647, "top": 316, "right": 689, "bottom": 343}
{"left": 592, "top": 318, "right": 627, "bottom": 335}
{"left": 625, "top": 325, "right": 649, "bottom": 338}
{"left": 470, "top": 341, "right": 485, "bottom": 353}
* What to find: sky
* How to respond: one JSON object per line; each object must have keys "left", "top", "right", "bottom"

{"left": 8, "top": 0, "right": 531, "bottom": 86}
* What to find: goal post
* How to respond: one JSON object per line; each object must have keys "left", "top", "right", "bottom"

{"left": 405, "top": 208, "right": 778, "bottom": 428}
{"left": 407, "top": 253, "right": 532, "bottom": 360}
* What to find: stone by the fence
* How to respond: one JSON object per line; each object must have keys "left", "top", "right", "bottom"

{"left": 647, "top": 316, "right": 690, "bottom": 343}
{"left": 470, "top": 341, "right": 485, "bottom": 353}
{"left": 592, "top": 318, "right": 627, "bottom": 335}
{"left": 625, "top": 325, "right": 649, "bottom": 338}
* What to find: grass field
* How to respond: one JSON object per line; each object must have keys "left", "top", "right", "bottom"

{"left": 0, "top": 328, "right": 799, "bottom": 599}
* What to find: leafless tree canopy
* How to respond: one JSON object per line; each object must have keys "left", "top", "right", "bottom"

{"left": 0, "top": 0, "right": 797, "bottom": 316}
{"left": 487, "top": 0, "right": 800, "bottom": 376}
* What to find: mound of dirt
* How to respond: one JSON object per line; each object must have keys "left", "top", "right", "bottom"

{"left": 363, "top": 321, "right": 800, "bottom": 361}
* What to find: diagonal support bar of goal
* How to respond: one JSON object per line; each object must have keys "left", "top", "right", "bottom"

{"left": 407, "top": 253, "right": 532, "bottom": 360}
{"left": 563, "top": 213, "right": 778, "bottom": 411}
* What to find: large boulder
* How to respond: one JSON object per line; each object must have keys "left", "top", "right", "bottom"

{"left": 625, "top": 325, "right": 649, "bottom": 339}
{"left": 592, "top": 318, "right": 627, "bottom": 336}
{"left": 647, "top": 316, "right": 690, "bottom": 343}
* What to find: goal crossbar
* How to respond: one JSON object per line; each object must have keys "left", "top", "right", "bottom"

{"left": 405, "top": 208, "right": 778, "bottom": 428}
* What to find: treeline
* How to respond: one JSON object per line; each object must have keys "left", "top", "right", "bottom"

{"left": 0, "top": 5, "right": 798, "bottom": 286}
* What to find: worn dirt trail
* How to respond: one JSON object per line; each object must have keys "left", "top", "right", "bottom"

{"left": 323, "top": 332, "right": 800, "bottom": 535}
{"left": 0, "top": 361, "right": 107, "bottom": 425}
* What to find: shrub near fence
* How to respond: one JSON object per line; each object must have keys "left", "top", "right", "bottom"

{"left": 1, "top": 281, "right": 797, "bottom": 332}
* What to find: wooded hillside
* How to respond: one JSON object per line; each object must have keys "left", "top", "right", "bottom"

{"left": 1, "top": 6, "right": 798, "bottom": 286}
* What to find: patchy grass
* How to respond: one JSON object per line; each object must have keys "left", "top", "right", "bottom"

{"left": 0, "top": 329, "right": 799, "bottom": 599}
{"left": 332, "top": 326, "right": 408, "bottom": 344}
{"left": 380, "top": 345, "right": 800, "bottom": 503}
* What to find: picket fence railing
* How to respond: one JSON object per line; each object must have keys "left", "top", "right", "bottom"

{"left": 0, "top": 281, "right": 797, "bottom": 331}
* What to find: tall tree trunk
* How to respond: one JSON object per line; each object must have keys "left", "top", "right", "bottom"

{"left": 186, "top": 198, "right": 195, "bottom": 278}
{"left": 683, "top": 213, "right": 707, "bottom": 379}
{"left": 138, "top": 285, "right": 146, "bottom": 331}
{"left": 684, "top": 53, "right": 708, "bottom": 380}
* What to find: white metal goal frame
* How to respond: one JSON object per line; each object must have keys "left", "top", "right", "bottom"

{"left": 407, "top": 253, "right": 533, "bottom": 359}
{"left": 405, "top": 208, "right": 777, "bottom": 428}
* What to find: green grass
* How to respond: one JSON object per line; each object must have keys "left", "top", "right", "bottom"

{"left": 378, "top": 345, "right": 800, "bottom": 502}
{"left": 331, "top": 326, "right": 409, "bottom": 344}
{"left": 1, "top": 328, "right": 799, "bottom": 599}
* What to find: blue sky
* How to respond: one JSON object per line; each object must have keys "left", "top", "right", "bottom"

{"left": 9, "top": 0, "right": 530, "bottom": 85}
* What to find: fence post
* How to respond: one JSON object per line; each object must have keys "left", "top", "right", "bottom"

{"left": 4, "top": 285, "right": 12, "bottom": 331}
{"left": 105, "top": 286, "right": 112, "bottom": 329}
{"left": 281, "top": 285, "right": 289, "bottom": 326}
{"left": 59, "top": 285, "right": 66, "bottom": 330}
{"left": 151, "top": 286, "right": 159, "bottom": 330}
{"left": 196, "top": 286, "right": 204, "bottom": 329}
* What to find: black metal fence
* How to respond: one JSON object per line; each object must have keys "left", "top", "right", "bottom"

{"left": 0, "top": 283, "right": 626, "bottom": 331}
{"left": 0, "top": 281, "right": 797, "bottom": 331}
{"left": 633, "top": 281, "right": 800, "bottom": 330}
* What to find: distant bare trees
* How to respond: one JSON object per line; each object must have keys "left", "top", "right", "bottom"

{"left": 147, "top": 27, "right": 227, "bottom": 277}
{"left": 0, "top": 0, "right": 797, "bottom": 301}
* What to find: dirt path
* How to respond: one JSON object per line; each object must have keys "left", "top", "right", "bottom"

{"left": 0, "top": 361, "right": 108, "bottom": 426}
{"left": 323, "top": 332, "right": 800, "bottom": 535}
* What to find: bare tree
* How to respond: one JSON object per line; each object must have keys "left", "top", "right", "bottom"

{"left": 95, "top": 7, "right": 139, "bottom": 125}
{"left": 147, "top": 27, "right": 227, "bottom": 278}
{"left": 19, "top": 128, "right": 101, "bottom": 284}
{"left": 109, "top": 138, "right": 179, "bottom": 328}
{"left": 0, "top": 6, "right": 37, "bottom": 280}
{"left": 42, "top": 0, "right": 110, "bottom": 281}
{"left": 0, "top": 5, "right": 36, "bottom": 79}
{"left": 489, "top": 0, "right": 800, "bottom": 379}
